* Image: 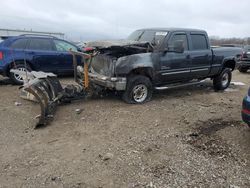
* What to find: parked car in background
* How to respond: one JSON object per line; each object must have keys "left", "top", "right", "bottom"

{"left": 0, "top": 35, "right": 81, "bottom": 84}
{"left": 237, "top": 45, "right": 250, "bottom": 73}
{"left": 242, "top": 87, "right": 250, "bottom": 127}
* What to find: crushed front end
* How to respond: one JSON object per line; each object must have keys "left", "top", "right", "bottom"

{"left": 81, "top": 41, "right": 154, "bottom": 91}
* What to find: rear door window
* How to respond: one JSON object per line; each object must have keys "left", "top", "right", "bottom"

{"left": 10, "top": 38, "right": 29, "bottom": 49}
{"left": 54, "top": 40, "right": 77, "bottom": 52}
{"left": 190, "top": 34, "right": 208, "bottom": 50}
{"left": 27, "top": 38, "right": 53, "bottom": 51}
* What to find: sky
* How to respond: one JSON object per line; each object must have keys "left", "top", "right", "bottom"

{"left": 0, "top": 0, "right": 249, "bottom": 41}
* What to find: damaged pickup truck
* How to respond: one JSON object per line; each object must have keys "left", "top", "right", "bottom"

{"left": 12, "top": 28, "right": 238, "bottom": 127}
{"left": 84, "top": 28, "right": 237, "bottom": 103}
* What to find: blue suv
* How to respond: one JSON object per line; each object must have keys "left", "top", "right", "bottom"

{"left": 0, "top": 35, "right": 81, "bottom": 84}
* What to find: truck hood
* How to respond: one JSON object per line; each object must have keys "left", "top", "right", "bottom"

{"left": 86, "top": 39, "right": 151, "bottom": 49}
{"left": 89, "top": 40, "right": 154, "bottom": 77}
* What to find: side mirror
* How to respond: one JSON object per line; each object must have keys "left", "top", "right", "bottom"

{"left": 173, "top": 40, "right": 184, "bottom": 53}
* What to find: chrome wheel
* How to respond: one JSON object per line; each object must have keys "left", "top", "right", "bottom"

{"left": 222, "top": 72, "right": 229, "bottom": 87}
{"left": 132, "top": 84, "right": 148, "bottom": 103}
{"left": 14, "top": 67, "right": 26, "bottom": 82}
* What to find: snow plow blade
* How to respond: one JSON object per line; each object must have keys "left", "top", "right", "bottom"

{"left": 10, "top": 70, "right": 86, "bottom": 127}
{"left": 10, "top": 70, "right": 64, "bottom": 126}
{"left": 10, "top": 51, "right": 94, "bottom": 128}
{"left": 23, "top": 77, "right": 62, "bottom": 126}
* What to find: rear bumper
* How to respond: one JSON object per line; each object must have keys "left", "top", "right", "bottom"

{"left": 242, "top": 112, "right": 250, "bottom": 125}
{"left": 242, "top": 96, "right": 250, "bottom": 125}
{"left": 88, "top": 72, "right": 127, "bottom": 91}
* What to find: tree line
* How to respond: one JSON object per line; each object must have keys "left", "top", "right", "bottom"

{"left": 210, "top": 36, "right": 250, "bottom": 47}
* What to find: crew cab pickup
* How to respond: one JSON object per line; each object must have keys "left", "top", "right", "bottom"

{"left": 84, "top": 28, "right": 238, "bottom": 103}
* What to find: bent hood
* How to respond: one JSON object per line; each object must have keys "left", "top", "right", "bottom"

{"left": 86, "top": 39, "right": 150, "bottom": 48}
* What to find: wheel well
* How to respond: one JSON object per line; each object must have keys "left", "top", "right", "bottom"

{"left": 223, "top": 60, "right": 236, "bottom": 70}
{"left": 129, "top": 67, "right": 153, "bottom": 80}
{"left": 7, "top": 60, "right": 32, "bottom": 76}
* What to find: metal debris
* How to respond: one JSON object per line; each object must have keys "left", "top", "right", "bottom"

{"left": 14, "top": 102, "right": 22, "bottom": 106}
{"left": 231, "top": 81, "right": 246, "bottom": 86}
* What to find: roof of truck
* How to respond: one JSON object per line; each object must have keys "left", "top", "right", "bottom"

{"left": 137, "top": 28, "right": 206, "bottom": 33}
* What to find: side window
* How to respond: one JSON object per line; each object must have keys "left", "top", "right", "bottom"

{"left": 27, "top": 38, "right": 53, "bottom": 51}
{"left": 168, "top": 34, "right": 188, "bottom": 50}
{"left": 10, "top": 39, "right": 29, "bottom": 49}
{"left": 191, "top": 34, "right": 208, "bottom": 50}
{"left": 54, "top": 40, "right": 77, "bottom": 52}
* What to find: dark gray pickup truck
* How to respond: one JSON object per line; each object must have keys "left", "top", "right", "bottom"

{"left": 85, "top": 28, "right": 238, "bottom": 103}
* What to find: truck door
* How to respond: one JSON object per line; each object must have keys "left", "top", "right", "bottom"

{"left": 159, "top": 32, "right": 191, "bottom": 83}
{"left": 189, "top": 33, "right": 212, "bottom": 78}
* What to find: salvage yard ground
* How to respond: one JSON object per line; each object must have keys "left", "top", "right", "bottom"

{"left": 0, "top": 71, "right": 250, "bottom": 187}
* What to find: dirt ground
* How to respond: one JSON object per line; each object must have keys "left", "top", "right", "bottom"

{"left": 0, "top": 71, "right": 250, "bottom": 188}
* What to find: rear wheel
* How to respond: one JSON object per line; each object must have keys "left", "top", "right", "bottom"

{"left": 213, "top": 68, "right": 232, "bottom": 90}
{"left": 122, "top": 75, "right": 153, "bottom": 104}
{"left": 238, "top": 67, "right": 248, "bottom": 73}
{"left": 9, "top": 63, "right": 32, "bottom": 85}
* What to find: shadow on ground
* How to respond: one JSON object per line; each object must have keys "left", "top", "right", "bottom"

{"left": 0, "top": 77, "right": 13, "bottom": 85}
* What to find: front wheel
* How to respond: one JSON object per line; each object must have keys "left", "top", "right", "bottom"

{"left": 213, "top": 68, "right": 232, "bottom": 91}
{"left": 122, "top": 75, "right": 153, "bottom": 104}
{"left": 9, "top": 63, "right": 32, "bottom": 85}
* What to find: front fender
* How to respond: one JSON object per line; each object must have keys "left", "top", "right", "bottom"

{"left": 115, "top": 53, "right": 155, "bottom": 75}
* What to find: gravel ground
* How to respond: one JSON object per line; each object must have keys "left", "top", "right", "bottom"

{"left": 0, "top": 71, "right": 249, "bottom": 188}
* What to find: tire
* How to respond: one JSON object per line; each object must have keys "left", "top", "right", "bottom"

{"left": 122, "top": 75, "right": 153, "bottom": 104}
{"left": 9, "top": 63, "right": 32, "bottom": 85}
{"left": 213, "top": 68, "right": 232, "bottom": 91}
{"left": 238, "top": 67, "right": 248, "bottom": 73}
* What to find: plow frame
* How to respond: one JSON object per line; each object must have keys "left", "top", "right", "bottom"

{"left": 11, "top": 50, "right": 98, "bottom": 128}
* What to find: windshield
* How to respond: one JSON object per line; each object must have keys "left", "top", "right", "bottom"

{"left": 127, "top": 30, "right": 168, "bottom": 46}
